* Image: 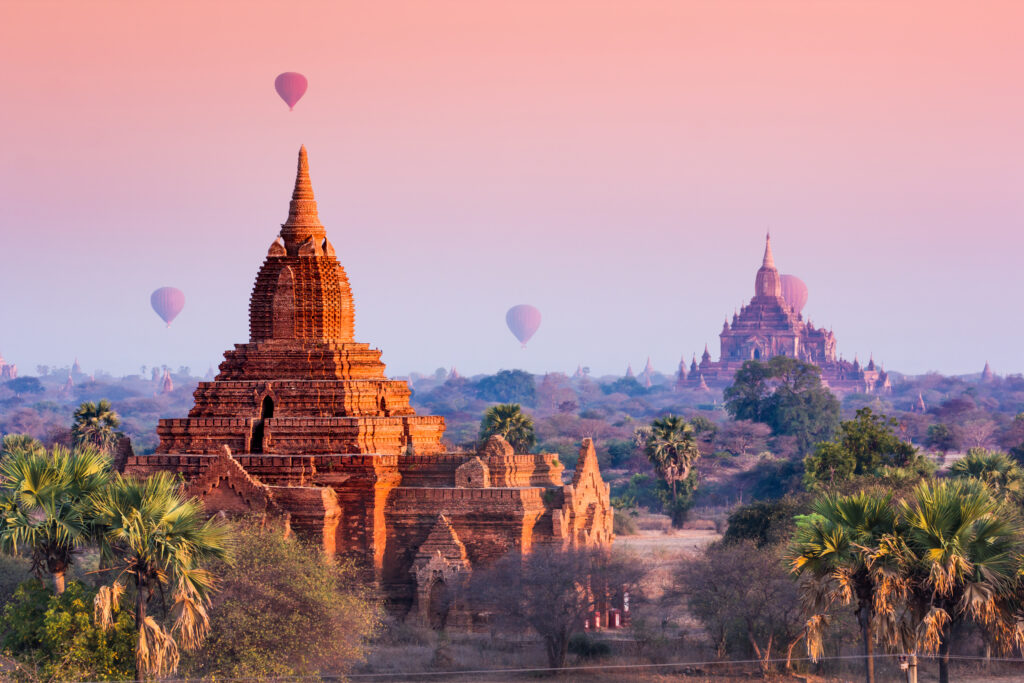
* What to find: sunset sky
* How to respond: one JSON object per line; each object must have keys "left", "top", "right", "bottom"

{"left": 2, "top": 1, "right": 1022, "bottom": 378}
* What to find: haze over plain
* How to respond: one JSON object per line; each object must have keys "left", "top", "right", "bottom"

{"left": 1, "top": 0, "right": 1022, "bottom": 377}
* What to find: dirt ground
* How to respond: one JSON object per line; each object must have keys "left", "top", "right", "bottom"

{"left": 614, "top": 528, "right": 721, "bottom": 555}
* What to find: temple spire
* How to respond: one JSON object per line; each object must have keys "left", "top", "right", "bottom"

{"left": 281, "top": 145, "right": 326, "bottom": 249}
{"left": 762, "top": 232, "right": 775, "bottom": 269}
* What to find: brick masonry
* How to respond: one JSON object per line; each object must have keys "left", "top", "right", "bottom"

{"left": 124, "top": 146, "right": 613, "bottom": 625}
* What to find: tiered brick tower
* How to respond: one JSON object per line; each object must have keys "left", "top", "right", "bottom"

{"left": 125, "top": 147, "right": 612, "bottom": 626}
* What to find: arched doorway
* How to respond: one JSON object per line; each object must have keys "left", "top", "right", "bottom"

{"left": 260, "top": 396, "right": 274, "bottom": 419}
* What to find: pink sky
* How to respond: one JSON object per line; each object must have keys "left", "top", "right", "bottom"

{"left": 1, "top": 1, "right": 1022, "bottom": 377}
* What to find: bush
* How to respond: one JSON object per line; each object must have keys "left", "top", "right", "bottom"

{"left": 182, "top": 522, "right": 381, "bottom": 679}
{"left": 613, "top": 509, "right": 638, "bottom": 535}
{"left": 722, "top": 496, "right": 809, "bottom": 548}
{"left": 0, "top": 580, "right": 136, "bottom": 681}
{"left": 568, "top": 633, "right": 611, "bottom": 659}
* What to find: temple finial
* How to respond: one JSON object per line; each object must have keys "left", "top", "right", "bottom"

{"left": 281, "top": 145, "right": 325, "bottom": 248}
{"left": 762, "top": 232, "right": 775, "bottom": 269}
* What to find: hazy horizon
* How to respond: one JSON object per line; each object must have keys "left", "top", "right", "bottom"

{"left": 2, "top": 1, "right": 1022, "bottom": 378}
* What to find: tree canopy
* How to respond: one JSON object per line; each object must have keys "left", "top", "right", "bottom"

{"left": 474, "top": 369, "right": 536, "bottom": 405}
{"left": 724, "top": 357, "right": 839, "bottom": 454}
{"left": 803, "top": 407, "right": 924, "bottom": 488}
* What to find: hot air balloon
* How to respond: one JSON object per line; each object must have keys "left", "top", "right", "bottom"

{"left": 780, "top": 274, "right": 808, "bottom": 314}
{"left": 506, "top": 305, "right": 541, "bottom": 348}
{"left": 274, "top": 72, "right": 308, "bottom": 110}
{"left": 151, "top": 287, "right": 185, "bottom": 327}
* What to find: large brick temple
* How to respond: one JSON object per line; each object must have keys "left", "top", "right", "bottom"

{"left": 124, "top": 147, "right": 612, "bottom": 625}
{"left": 678, "top": 235, "right": 891, "bottom": 394}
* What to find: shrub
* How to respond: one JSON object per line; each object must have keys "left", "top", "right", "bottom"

{"left": 182, "top": 522, "right": 381, "bottom": 679}
{"left": 568, "top": 633, "right": 611, "bottom": 659}
{"left": 0, "top": 580, "right": 136, "bottom": 682}
{"left": 613, "top": 509, "right": 638, "bottom": 535}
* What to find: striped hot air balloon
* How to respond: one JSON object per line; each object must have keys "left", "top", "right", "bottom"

{"left": 151, "top": 287, "right": 185, "bottom": 326}
{"left": 506, "top": 305, "right": 541, "bottom": 348}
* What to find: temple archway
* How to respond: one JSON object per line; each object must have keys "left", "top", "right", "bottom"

{"left": 260, "top": 395, "right": 275, "bottom": 419}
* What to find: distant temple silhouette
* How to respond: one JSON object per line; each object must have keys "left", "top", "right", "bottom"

{"left": 678, "top": 235, "right": 890, "bottom": 395}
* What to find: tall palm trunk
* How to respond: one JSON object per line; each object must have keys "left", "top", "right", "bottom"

{"left": 53, "top": 570, "right": 65, "bottom": 594}
{"left": 135, "top": 577, "right": 147, "bottom": 636}
{"left": 938, "top": 622, "right": 951, "bottom": 683}
{"left": 856, "top": 603, "right": 875, "bottom": 683}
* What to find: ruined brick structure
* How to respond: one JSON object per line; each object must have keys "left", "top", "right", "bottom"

{"left": 678, "top": 235, "right": 891, "bottom": 395}
{"left": 0, "top": 352, "right": 16, "bottom": 380}
{"left": 124, "top": 147, "right": 613, "bottom": 625}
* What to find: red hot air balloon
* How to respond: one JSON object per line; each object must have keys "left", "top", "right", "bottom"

{"left": 780, "top": 274, "right": 808, "bottom": 315}
{"left": 506, "top": 305, "right": 541, "bottom": 348}
{"left": 151, "top": 287, "right": 185, "bottom": 327}
{"left": 274, "top": 72, "right": 308, "bottom": 110}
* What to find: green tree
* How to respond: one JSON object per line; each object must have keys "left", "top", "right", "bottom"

{"left": 92, "top": 472, "right": 231, "bottom": 679}
{"left": 601, "top": 376, "right": 647, "bottom": 396}
{"left": 723, "top": 496, "right": 808, "bottom": 548}
{"left": 71, "top": 399, "right": 122, "bottom": 453}
{"left": 645, "top": 416, "right": 701, "bottom": 527}
{"left": 803, "top": 408, "right": 924, "bottom": 489}
{"left": 474, "top": 369, "right": 537, "bottom": 405}
{"left": 724, "top": 357, "right": 839, "bottom": 454}
{"left": 949, "top": 448, "right": 1024, "bottom": 504}
{"left": 183, "top": 522, "right": 380, "bottom": 679}
{"left": 3, "top": 377, "right": 44, "bottom": 397}
{"left": 787, "top": 491, "right": 901, "bottom": 683}
{"left": 0, "top": 445, "right": 110, "bottom": 593}
{"left": 925, "top": 423, "right": 957, "bottom": 455}
{"left": 479, "top": 403, "right": 536, "bottom": 452}
{"left": 0, "top": 580, "right": 135, "bottom": 681}
{"left": 891, "top": 480, "right": 1024, "bottom": 683}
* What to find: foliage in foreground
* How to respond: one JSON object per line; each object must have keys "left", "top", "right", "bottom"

{"left": 92, "top": 472, "right": 231, "bottom": 679}
{"left": 183, "top": 522, "right": 381, "bottom": 679}
{"left": 0, "top": 443, "right": 111, "bottom": 594}
{"left": 788, "top": 480, "right": 1024, "bottom": 683}
{"left": 0, "top": 580, "right": 135, "bottom": 682}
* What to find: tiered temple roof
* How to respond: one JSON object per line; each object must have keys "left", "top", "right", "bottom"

{"left": 125, "top": 147, "right": 612, "bottom": 625}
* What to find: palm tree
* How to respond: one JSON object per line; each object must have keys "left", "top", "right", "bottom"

{"left": 0, "top": 445, "right": 110, "bottom": 593}
{"left": 71, "top": 399, "right": 122, "bottom": 453}
{"left": 0, "top": 434, "right": 45, "bottom": 459}
{"left": 644, "top": 416, "right": 699, "bottom": 497}
{"left": 479, "top": 403, "right": 536, "bottom": 453}
{"left": 92, "top": 472, "right": 231, "bottom": 678}
{"left": 787, "top": 491, "right": 900, "bottom": 683}
{"left": 893, "top": 479, "right": 1024, "bottom": 683}
{"left": 950, "top": 448, "right": 1024, "bottom": 504}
